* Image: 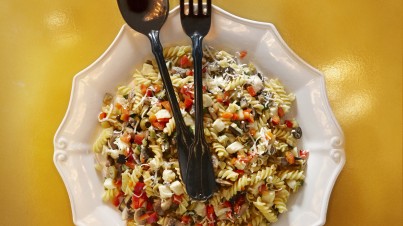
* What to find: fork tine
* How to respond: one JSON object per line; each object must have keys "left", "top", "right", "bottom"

{"left": 197, "top": 0, "right": 203, "bottom": 15}
{"left": 180, "top": 0, "right": 185, "bottom": 15}
{"left": 188, "top": 0, "right": 194, "bottom": 15}
{"left": 206, "top": 0, "right": 211, "bottom": 15}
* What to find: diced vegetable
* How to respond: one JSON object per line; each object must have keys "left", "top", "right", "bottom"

{"left": 203, "top": 94, "right": 214, "bottom": 107}
{"left": 221, "top": 112, "right": 234, "bottom": 119}
{"left": 99, "top": 112, "right": 107, "bottom": 120}
{"left": 180, "top": 55, "right": 191, "bottom": 68}
{"left": 246, "top": 85, "right": 256, "bottom": 97}
{"left": 271, "top": 115, "right": 280, "bottom": 125}
{"left": 284, "top": 120, "right": 293, "bottom": 128}
{"left": 172, "top": 194, "right": 183, "bottom": 204}
{"left": 278, "top": 107, "right": 285, "bottom": 118}
{"left": 239, "top": 50, "right": 247, "bottom": 59}
{"left": 212, "top": 119, "right": 226, "bottom": 133}
{"left": 155, "top": 109, "right": 171, "bottom": 120}
{"left": 120, "top": 133, "right": 131, "bottom": 144}
{"left": 170, "top": 181, "right": 185, "bottom": 195}
{"left": 134, "top": 133, "right": 145, "bottom": 145}
{"left": 160, "top": 101, "right": 172, "bottom": 113}
{"left": 226, "top": 141, "right": 243, "bottom": 154}
{"left": 299, "top": 150, "right": 309, "bottom": 159}
{"left": 285, "top": 151, "right": 295, "bottom": 164}
{"left": 183, "top": 96, "right": 193, "bottom": 109}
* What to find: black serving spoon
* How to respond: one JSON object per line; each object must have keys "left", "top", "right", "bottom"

{"left": 117, "top": 0, "right": 194, "bottom": 184}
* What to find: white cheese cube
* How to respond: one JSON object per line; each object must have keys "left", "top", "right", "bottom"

{"left": 212, "top": 119, "right": 226, "bottom": 133}
{"left": 158, "top": 185, "right": 173, "bottom": 199}
{"left": 226, "top": 141, "right": 244, "bottom": 154}
{"left": 169, "top": 181, "right": 185, "bottom": 195}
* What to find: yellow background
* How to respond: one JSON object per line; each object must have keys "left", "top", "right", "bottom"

{"left": 0, "top": 0, "right": 401, "bottom": 225}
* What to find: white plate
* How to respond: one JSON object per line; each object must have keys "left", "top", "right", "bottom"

{"left": 54, "top": 5, "right": 345, "bottom": 226}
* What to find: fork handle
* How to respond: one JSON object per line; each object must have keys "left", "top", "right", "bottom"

{"left": 191, "top": 33, "right": 205, "bottom": 141}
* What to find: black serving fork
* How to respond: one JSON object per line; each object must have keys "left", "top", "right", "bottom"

{"left": 180, "top": 0, "right": 217, "bottom": 200}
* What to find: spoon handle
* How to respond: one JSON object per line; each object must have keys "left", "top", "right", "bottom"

{"left": 147, "top": 30, "right": 192, "bottom": 181}
{"left": 147, "top": 30, "right": 187, "bottom": 130}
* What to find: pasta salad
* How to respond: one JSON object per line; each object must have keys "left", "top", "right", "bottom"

{"left": 93, "top": 46, "right": 308, "bottom": 225}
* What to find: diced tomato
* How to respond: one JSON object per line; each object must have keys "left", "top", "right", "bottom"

{"left": 234, "top": 169, "right": 245, "bottom": 175}
{"left": 131, "top": 193, "right": 147, "bottom": 209}
{"left": 153, "top": 84, "right": 162, "bottom": 93}
{"left": 160, "top": 101, "right": 172, "bottom": 113}
{"left": 216, "top": 91, "right": 230, "bottom": 104}
{"left": 186, "top": 69, "right": 194, "bottom": 76}
{"left": 221, "top": 112, "right": 234, "bottom": 119}
{"left": 206, "top": 204, "right": 216, "bottom": 221}
{"left": 180, "top": 55, "right": 191, "bottom": 68}
{"left": 285, "top": 151, "right": 295, "bottom": 164}
{"left": 157, "top": 117, "right": 171, "bottom": 123}
{"left": 116, "top": 103, "right": 123, "bottom": 110}
{"left": 183, "top": 96, "right": 193, "bottom": 109}
{"left": 120, "top": 133, "right": 132, "bottom": 144}
{"left": 234, "top": 195, "right": 246, "bottom": 214}
{"left": 271, "top": 115, "right": 280, "bottom": 125}
{"left": 149, "top": 114, "right": 166, "bottom": 130}
{"left": 138, "top": 212, "right": 150, "bottom": 221}
{"left": 223, "top": 201, "right": 231, "bottom": 208}
{"left": 112, "top": 190, "right": 123, "bottom": 207}
{"left": 202, "top": 85, "right": 207, "bottom": 93}
{"left": 125, "top": 160, "right": 135, "bottom": 169}
{"left": 99, "top": 112, "right": 107, "bottom": 120}
{"left": 243, "top": 111, "right": 254, "bottom": 123}
{"left": 180, "top": 85, "right": 194, "bottom": 99}
{"left": 134, "top": 133, "right": 145, "bottom": 145}
{"left": 152, "top": 121, "right": 166, "bottom": 130}
{"left": 299, "top": 150, "right": 309, "bottom": 159}
{"left": 232, "top": 113, "right": 239, "bottom": 120}
{"left": 239, "top": 50, "right": 247, "bottom": 59}
{"left": 140, "top": 84, "right": 153, "bottom": 96}
{"left": 146, "top": 198, "right": 154, "bottom": 211}
{"left": 120, "top": 108, "right": 130, "bottom": 122}
{"left": 202, "top": 66, "right": 207, "bottom": 73}
{"left": 246, "top": 85, "right": 256, "bottom": 97}
{"left": 258, "top": 184, "right": 268, "bottom": 194}
{"left": 140, "top": 84, "right": 148, "bottom": 95}
{"left": 278, "top": 106, "right": 285, "bottom": 118}
{"left": 238, "top": 154, "right": 252, "bottom": 163}
{"left": 114, "top": 178, "right": 122, "bottom": 188}
{"left": 146, "top": 212, "right": 158, "bottom": 224}
{"left": 149, "top": 114, "right": 157, "bottom": 122}
{"left": 181, "top": 215, "right": 192, "bottom": 224}
{"left": 284, "top": 120, "right": 293, "bottom": 128}
{"left": 173, "top": 194, "right": 183, "bottom": 205}
{"left": 133, "top": 182, "right": 145, "bottom": 195}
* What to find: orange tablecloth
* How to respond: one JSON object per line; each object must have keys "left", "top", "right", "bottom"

{"left": 0, "top": 0, "right": 401, "bottom": 225}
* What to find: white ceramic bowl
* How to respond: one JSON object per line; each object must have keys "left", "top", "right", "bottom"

{"left": 54, "top": 5, "right": 345, "bottom": 226}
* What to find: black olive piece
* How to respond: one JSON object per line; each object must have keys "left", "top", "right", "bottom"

{"left": 117, "top": 154, "right": 127, "bottom": 164}
{"left": 292, "top": 127, "right": 303, "bottom": 139}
